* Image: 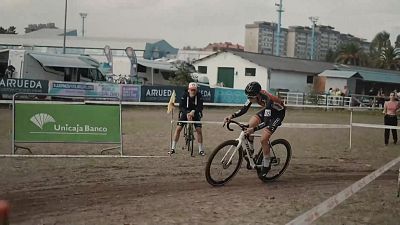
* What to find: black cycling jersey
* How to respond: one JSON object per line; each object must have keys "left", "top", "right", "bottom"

{"left": 179, "top": 91, "right": 204, "bottom": 115}
{"left": 232, "top": 90, "right": 285, "bottom": 132}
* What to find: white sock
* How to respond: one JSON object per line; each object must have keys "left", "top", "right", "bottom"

{"left": 199, "top": 143, "right": 204, "bottom": 152}
{"left": 263, "top": 156, "right": 270, "bottom": 167}
{"left": 171, "top": 141, "right": 177, "bottom": 150}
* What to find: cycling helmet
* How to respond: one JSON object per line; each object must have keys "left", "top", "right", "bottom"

{"left": 245, "top": 81, "right": 261, "bottom": 97}
{"left": 188, "top": 82, "right": 198, "bottom": 90}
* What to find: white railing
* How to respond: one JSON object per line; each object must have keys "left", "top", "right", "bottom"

{"left": 279, "top": 92, "right": 352, "bottom": 107}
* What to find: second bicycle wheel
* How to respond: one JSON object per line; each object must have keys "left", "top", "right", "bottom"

{"left": 255, "top": 139, "right": 291, "bottom": 182}
{"left": 205, "top": 140, "right": 243, "bottom": 186}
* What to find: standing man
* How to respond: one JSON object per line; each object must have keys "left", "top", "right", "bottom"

{"left": 169, "top": 82, "right": 205, "bottom": 156}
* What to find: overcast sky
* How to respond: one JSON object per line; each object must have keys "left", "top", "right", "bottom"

{"left": 1, "top": 0, "right": 399, "bottom": 48}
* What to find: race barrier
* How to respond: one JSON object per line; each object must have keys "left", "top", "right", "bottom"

{"left": 286, "top": 155, "right": 400, "bottom": 225}
{"left": 12, "top": 93, "right": 123, "bottom": 156}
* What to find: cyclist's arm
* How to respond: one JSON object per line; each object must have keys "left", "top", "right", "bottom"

{"left": 194, "top": 94, "right": 204, "bottom": 114}
{"left": 179, "top": 96, "right": 188, "bottom": 114}
{"left": 231, "top": 100, "right": 252, "bottom": 118}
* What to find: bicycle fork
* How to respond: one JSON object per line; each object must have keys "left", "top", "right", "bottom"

{"left": 220, "top": 132, "right": 258, "bottom": 169}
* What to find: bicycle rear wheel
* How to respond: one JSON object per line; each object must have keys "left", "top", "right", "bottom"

{"left": 255, "top": 139, "right": 291, "bottom": 182}
{"left": 205, "top": 140, "right": 243, "bottom": 186}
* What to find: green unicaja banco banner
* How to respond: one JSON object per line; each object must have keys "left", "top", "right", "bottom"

{"left": 15, "top": 103, "right": 120, "bottom": 143}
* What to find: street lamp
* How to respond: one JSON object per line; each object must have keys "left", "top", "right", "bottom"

{"left": 79, "top": 13, "right": 87, "bottom": 37}
{"left": 309, "top": 16, "right": 319, "bottom": 60}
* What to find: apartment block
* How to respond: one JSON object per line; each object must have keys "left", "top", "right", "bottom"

{"left": 245, "top": 21, "right": 288, "bottom": 56}
{"left": 287, "top": 26, "right": 314, "bottom": 59}
{"left": 245, "top": 21, "right": 370, "bottom": 61}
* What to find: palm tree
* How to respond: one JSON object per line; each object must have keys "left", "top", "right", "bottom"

{"left": 377, "top": 46, "right": 400, "bottom": 70}
{"left": 395, "top": 34, "right": 400, "bottom": 48}
{"left": 370, "top": 31, "right": 391, "bottom": 56}
{"left": 335, "top": 43, "right": 368, "bottom": 66}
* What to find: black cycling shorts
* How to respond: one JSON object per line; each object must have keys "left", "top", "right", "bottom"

{"left": 178, "top": 111, "right": 202, "bottom": 128}
{"left": 255, "top": 108, "right": 285, "bottom": 133}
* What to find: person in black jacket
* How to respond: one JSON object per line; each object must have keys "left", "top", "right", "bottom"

{"left": 169, "top": 82, "right": 205, "bottom": 156}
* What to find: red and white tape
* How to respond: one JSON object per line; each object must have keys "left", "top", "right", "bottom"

{"left": 286, "top": 155, "right": 400, "bottom": 225}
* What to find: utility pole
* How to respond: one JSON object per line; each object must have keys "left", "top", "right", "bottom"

{"left": 79, "top": 13, "right": 87, "bottom": 37}
{"left": 63, "top": 0, "right": 67, "bottom": 54}
{"left": 309, "top": 16, "right": 319, "bottom": 60}
{"left": 275, "top": 0, "right": 284, "bottom": 56}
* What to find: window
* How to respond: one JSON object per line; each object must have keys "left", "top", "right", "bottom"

{"left": 307, "top": 75, "right": 314, "bottom": 84}
{"left": 198, "top": 66, "right": 207, "bottom": 74}
{"left": 245, "top": 68, "right": 256, "bottom": 76}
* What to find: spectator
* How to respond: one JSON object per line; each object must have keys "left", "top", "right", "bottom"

{"left": 383, "top": 92, "right": 400, "bottom": 145}
{"left": 3, "top": 65, "right": 15, "bottom": 79}
{"left": 377, "top": 89, "right": 385, "bottom": 108}
{"left": 328, "top": 88, "right": 334, "bottom": 95}
{"left": 343, "top": 85, "right": 349, "bottom": 97}
{"left": 335, "top": 88, "right": 342, "bottom": 96}
{"left": 169, "top": 82, "right": 205, "bottom": 156}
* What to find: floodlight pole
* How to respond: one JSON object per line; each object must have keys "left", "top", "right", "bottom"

{"left": 63, "top": 0, "right": 68, "bottom": 54}
{"left": 309, "top": 16, "right": 319, "bottom": 60}
{"left": 275, "top": 0, "right": 283, "bottom": 56}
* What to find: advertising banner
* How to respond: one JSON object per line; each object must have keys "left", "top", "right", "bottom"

{"left": 214, "top": 87, "right": 246, "bottom": 104}
{"left": 15, "top": 103, "right": 120, "bottom": 143}
{"left": 48, "top": 81, "right": 121, "bottom": 99}
{"left": 121, "top": 85, "right": 140, "bottom": 101}
{"left": 0, "top": 78, "right": 49, "bottom": 94}
{"left": 197, "top": 84, "right": 214, "bottom": 103}
{"left": 141, "top": 85, "right": 185, "bottom": 102}
{"left": 141, "top": 85, "right": 213, "bottom": 103}
{"left": 96, "top": 83, "right": 120, "bottom": 98}
{"left": 48, "top": 81, "right": 97, "bottom": 96}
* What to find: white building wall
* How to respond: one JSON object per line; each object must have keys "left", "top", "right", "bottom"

{"left": 325, "top": 77, "right": 347, "bottom": 93}
{"left": 270, "top": 70, "right": 312, "bottom": 92}
{"left": 193, "top": 52, "right": 269, "bottom": 90}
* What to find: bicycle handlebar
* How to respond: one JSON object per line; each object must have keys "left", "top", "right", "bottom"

{"left": 223, "top": 120, "right": 249, "bottom": 131}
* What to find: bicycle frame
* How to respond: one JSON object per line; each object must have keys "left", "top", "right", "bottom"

{"left": 183, "top": 122, "right": 195, "bottom": 156}
{"left": 221, "top": 131, "right": 272, "bottom": 170}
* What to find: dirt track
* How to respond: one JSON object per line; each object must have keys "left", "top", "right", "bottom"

{"left": 0, "top": 106, "right": 399, "bottom": 225}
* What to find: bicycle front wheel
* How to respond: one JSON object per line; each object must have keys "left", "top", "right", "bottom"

{"left": 255, "top": 139, "right": 291, "bottom": 182}
{"left": 205, "top": 140, "right": 243, "bottom": 186}
{"left": 188, "top": 125, "right": 195, "bottom": 157}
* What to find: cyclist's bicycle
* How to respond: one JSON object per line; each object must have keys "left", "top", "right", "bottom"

{"left": 205, "top": 120, "right": 291, "bottom": 186}
{"left": 182, "top": 122, "right": 195, "bottom": 157}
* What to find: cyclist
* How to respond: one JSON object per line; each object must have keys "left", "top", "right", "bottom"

{"left": 169, "top": 82, "right": 205, "bottom": 156}
{"left": 224, "top": 81, "right": 285, "bottom": 177}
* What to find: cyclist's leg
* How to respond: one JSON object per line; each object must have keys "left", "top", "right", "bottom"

{"left": 248, "top": 113, "right": 262, "bottom": 143}
{"left": 260, "top": 109, "right": 285, "bottom": 174}
{"left": 194, "top": 112, "right": 205, "bottom": 155}
{"left": 171, "top": 112, "right": 186, "bottom": 151}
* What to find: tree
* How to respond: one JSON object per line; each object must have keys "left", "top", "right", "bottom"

{"left": 0, "top": 26, "right": 17, "bottom": 34}
{"left": 370, "top": 31, "right": 391, "bottom": 57}
{"left": 376, "top": 46, "right": 400, "bottom": 70}
{"left": 395, "top": 34, "right": 400, "bottom": 48}
{"left": 335, "top": 43, "right": 368, "bottom": 66}
{"left": 325, "top": 48, "right": 337, "bottom": 62}
{"left": 168, "top": 62, "right": 195, "bottom": 86}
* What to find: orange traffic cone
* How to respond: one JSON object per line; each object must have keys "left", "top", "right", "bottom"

{"left": 0, "top": 200, "right": 9, "bottom": 225}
